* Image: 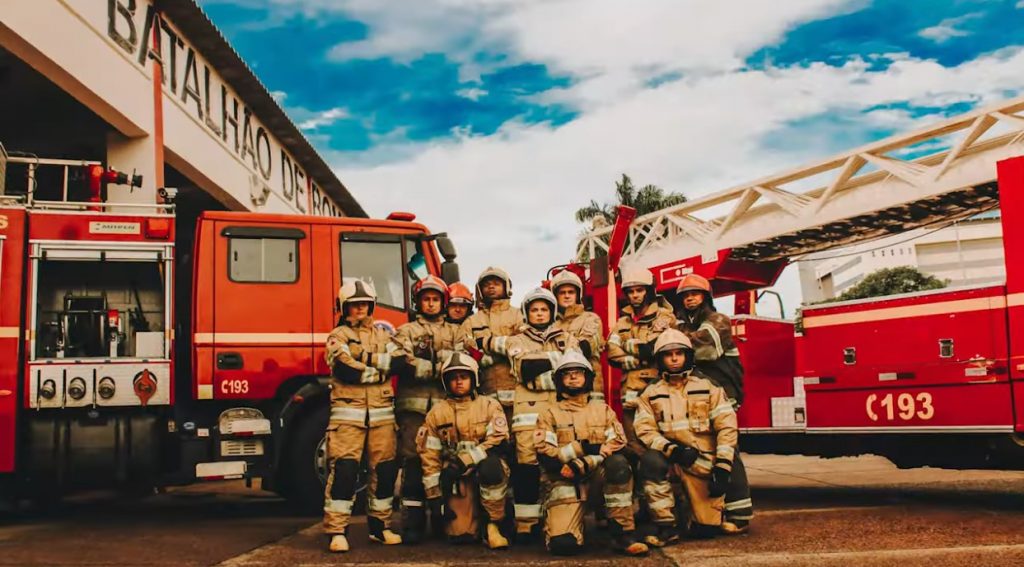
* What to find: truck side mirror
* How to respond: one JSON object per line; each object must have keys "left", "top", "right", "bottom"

{"left": 441, "top": 261, "right": 460, "bottom": 285}
{"left": 435, "top": 236, "right": 457, "bottom": 260}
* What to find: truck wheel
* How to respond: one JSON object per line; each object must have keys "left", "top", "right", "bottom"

{"left": 284, "top": 404, "right": 368, "bottom": 515}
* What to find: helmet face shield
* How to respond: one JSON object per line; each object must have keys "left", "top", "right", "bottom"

{"left": 476, "top": 266, "right": 512, "bottom": 301}
{"left": 413, "top": 275, "right": 449, "bottom": 316}
{"left": 653, "top": 328, "right": 695, "bottom": 374}
{"left": 550, "top": 270, "right": 584, "bottom": 307}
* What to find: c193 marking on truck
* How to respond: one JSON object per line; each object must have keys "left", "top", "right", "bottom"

{"left": 221, "top": 379, "right": 250, "bottom": 395}
{"left": 866, "top": 392, "right": 934, "bottom": 422}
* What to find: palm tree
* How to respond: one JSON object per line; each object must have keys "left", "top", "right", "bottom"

{"left": 575, "top": 174, "right": 687, "bottom": 258}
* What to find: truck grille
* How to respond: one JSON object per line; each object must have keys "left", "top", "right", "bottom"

{"left": 220, "top": 439, "right": 264, "bottom": 457}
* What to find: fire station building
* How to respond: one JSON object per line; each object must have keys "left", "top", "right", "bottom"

{"left": 0, "top": 0, "right": 364, "bottom": 218}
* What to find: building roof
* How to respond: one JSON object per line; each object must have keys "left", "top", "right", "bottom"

{"left": 162, "top": 1, "right": 367, "bottom": 218}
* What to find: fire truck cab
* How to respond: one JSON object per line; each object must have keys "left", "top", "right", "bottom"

{"left": 0, "top": 156, "right": 459, "bottom": 510}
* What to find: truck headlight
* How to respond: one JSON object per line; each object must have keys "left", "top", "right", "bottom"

{"left": 68, "top": 377, "right": 87, "bottom": 400}
{"left": 98, "top": 377, "right": 116, "bottom": 400}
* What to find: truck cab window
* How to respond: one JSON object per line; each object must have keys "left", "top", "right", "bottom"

{"left": 229, "top": 237, "right": 298, "bottom": 283}
{"left": 340, "top": 238, "right": 407, "bottom": 309}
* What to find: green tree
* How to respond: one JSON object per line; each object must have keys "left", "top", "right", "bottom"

{"left": 794, "top": 266, "right": 948, "bottom": 331}
{"left": 835, "top": 266, "right": 948, "bottom": 302}
{"left": 575, "top": 174, "right": 687, "bottom": 258}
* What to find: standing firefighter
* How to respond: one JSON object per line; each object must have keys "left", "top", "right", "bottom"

{"left": 323, "top": 279, "right": 402, "bottom": 552}
{"left": 535, "top": 350, "right": 648, "bottom": 557}
{"left": 491, "top": 287, "right": 577, "bottom": 541}
{"left": 391, "top": 275, "right": 464, "bottom": 543}
{"left": 606, "top": 268, "right": 677, "bottom": 458}
{"left": 461, "top": 267, "right": 523, "bottom": 411}
{"left": 446, "top": 282, "right": 475, "bottom": 325}
{"left": 634, "top": 329, "right": 738, "bottom": 547}
{"left": 551, "top": 269, "right": 606, "bottom": 403}
{"left": 675, "top": 274, "right": 752, "bottom": 534}
{"left": 418, "top": 352, "right": 512, "bottom": 549}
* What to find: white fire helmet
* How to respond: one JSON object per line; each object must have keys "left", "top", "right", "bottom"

{"left": 620, "top": 268, "right": 654, "bottom": 290}
{"left": 550, "top": 270, "right": 584, "bottom": 302}
{"left": 338, "top": 279, "right": 377, "bottom": 315}
{"left": 521, "top": 286, "right": 557, "bottom": 319}
{"left": 476, "top": 266, "right": 513, "bottom": 299}
{"left": 554, "top": 349, "right": 595, "bottom": 395}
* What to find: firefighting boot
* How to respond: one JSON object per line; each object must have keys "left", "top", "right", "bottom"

{"left": 644, "top": 524, "right": 680, "bottom": 548}
{"left": 367, "top": 517, "right": 403, "bottom": 545}
{"left": 328, "top": 533, "right": 350, "bottom": 553}
{"left": 688, "top": 522, "right": 719, "bottom": 540}
{"left": 403, "top": 507, "right": 427, "bottom": 545}
{"left": 609, "top": 520, "right": 649, "bottom": 556}
{"left": 720, "top": 520, "right": 750, "bottom": 535}
{"left": 486, "top": 522, "right": 510, "bottom": 550}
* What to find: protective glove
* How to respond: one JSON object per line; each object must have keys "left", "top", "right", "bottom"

{"left": 331, "top": 362, "right": 363, "bottom": 385}
{"left": 520, "top": 359, "right": 553, "bottom": 383}
{"left": 579, "top": 340, "right": 593, "bottom": 360}
{"left": 708, "top": 465, "right": 731, "bottom": 497}
{"left": 636, "top": 340, "right": 655, "bottom": 362}
{"left": 666, "top": 443, "right": 700, "bottom": 467}
{"left": 579, "top": 440, "right": 602, "bottom": 456}
{"left": 565, "top": 458, "right": 588, "bottom": 479}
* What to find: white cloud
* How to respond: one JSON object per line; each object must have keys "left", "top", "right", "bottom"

{"left": 1017, "top": 0, "right": 1024, "bottom": 9}
{"left": 918, "top": 13, "right": 982, "bottom": 43}
{"left": 298, "top": 107, "right": 349, "bottom": 130}
{"left": 338, "top": 47, "right": 1024, "bottom": 312}
{"left": 456, "top": 87, "right": 488, "bottom": 101}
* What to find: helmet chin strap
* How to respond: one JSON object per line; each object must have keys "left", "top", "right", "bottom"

{"left": 563, "top": 386, "right": 588, "bottom": 396}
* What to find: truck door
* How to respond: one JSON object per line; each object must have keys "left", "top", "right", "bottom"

{"left": 212, "top": 223, "right": 313, "bottom": 400}
{"left": 0, "top": 208, "right": 26, "bottom": 473}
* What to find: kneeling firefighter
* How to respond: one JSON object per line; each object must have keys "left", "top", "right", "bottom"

{"left": 634, "top": 328, "right": 739, "bottom": 547}
{"left": 323, "top": 279, "right": 402, "bottom": 553}
{"left": 418, "top": 352, "right": 512, "bottom": 548}
{"left": 676, "top": 274, "right": 752, "bottom": 534}
{"left": 489, "top": 287, "right": 578, "bottom": 541}
{"left": 391, "top": 275, "right": 464, "bottom": 543}
{"left": 535, "top": 350, "right": 649, "bottom": 557}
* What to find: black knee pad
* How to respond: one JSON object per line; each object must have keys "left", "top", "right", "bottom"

{"left": 604, "top": 453, "right": 632, "bottom": 485}
{"left": 402, "top": 457, "right": 424, "bottom": 498}
{"left": 477, "top": 455, "right": 506, "bottom": 486}
{"left": 638, "top": 449, "right": 669, "bottom": 482}
{"left": 548, "top": 533, "right": 582, "bottom": 556}
{"left": 330, "top": 458, "right": 360, "bottom": 500}
{"left": 374, "top": 459, "right": 399, "bottom": 498}
{"left": 511, "top": 463, "right": 540, "bottom": 503}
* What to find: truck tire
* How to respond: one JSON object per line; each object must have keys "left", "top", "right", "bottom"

{"left": 283, "top": 404, "right": 368, "bottom": 515}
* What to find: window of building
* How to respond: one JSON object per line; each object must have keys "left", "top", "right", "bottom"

{"left": 228, "top": 237, "right": 298, "bottom": 283}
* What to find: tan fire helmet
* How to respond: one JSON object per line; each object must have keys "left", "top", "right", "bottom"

{"left": 440, "top": 351, "right": 481, "bottom": 394}
{"left": 550, "top": 269, "right": 584, "bottom": 302}
{"left": 553, "top": 349, "right": 594, "bottom": 395}
{"left": 476, "top": 266, "right": 513, "bottom": 300}
{"left": 338, "top": 278, "right": 377, "bottom": 315}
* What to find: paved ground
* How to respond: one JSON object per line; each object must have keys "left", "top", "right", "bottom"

{"left": 2, "top": 454, "right": 1023, "bottom": 566}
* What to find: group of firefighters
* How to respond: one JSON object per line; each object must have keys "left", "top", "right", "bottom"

{"left": 321, "top": 265, "right": 752, "bottom": 556}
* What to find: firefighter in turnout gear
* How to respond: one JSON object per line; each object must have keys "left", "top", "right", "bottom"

{"left": 323, "top": 279, "right": 402, "bottom": 552}
{"left": 446, "top": 282, "right": 475, "bottom": 325}
{"left": 418, "top": 352, "right": 512, "bottom": 549}
{"left": 675, "top": 274, "right": 752, "bottom": 534}
{"left": 391, "top": 275, "right": 464, "bottom": 544}
{"left": 491, "top": 287, "right": 578, "bottom": 541}
{"left": 634, "top": 329, "right": 739, "bottom": 547}
{"left": 606, "top": 268, "right": 677, "bottom": 458}
{"left": 550, "top": 269, "right": 606, "bottom": 403}
{"left": 535, "top": 350, "right": 649, "bottom": 557}
{"left": 460, "top": 266, "right": 524, "bottom": 410}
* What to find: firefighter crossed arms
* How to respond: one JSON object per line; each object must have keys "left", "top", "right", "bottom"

{"left": 321, "top": 267, "right": 752, "bottom": 555}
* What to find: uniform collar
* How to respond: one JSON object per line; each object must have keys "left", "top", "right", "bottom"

{"left": 345, "top": 316, "right": 375, "bottom": 329}
{"left": 416, "top": 313, "right": 445, "bottom": 325}
{"left": 661, "top": 370, "right": 693, "bottom": 387}
{"left": 483, "top": 298, "right": 511, "bottom": 311}
{"left": 559, "top": 304, "right": 585, "bottom": 320}
{"left": 559, "top": 392, "right": 590, "bottom": 408}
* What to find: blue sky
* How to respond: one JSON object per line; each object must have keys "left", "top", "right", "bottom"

{"left": 201, "top": 0, "right": 1024, "bottom": 312}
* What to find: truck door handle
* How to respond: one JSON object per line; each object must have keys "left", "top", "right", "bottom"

{"left": 217, "top": 352, "right": 243, "bottom": 370}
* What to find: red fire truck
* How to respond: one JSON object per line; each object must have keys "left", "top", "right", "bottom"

{"left": 570, "top": 99, "right": 1024, "bottom": 470}
{"left": 0, "top": 154, "right": 459, "bottom": 510}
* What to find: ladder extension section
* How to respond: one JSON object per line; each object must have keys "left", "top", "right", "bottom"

{"left": 577, "top": 96, "right": 1024, "bottom": 268}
